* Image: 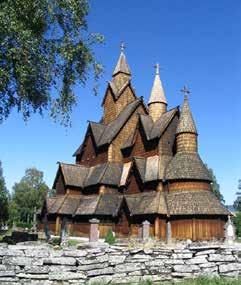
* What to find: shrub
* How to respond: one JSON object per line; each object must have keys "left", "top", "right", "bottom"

{"left": 49, "top": 237, "right": 60, "bottom": 246}
{"left": 16, "top": 222, "right": 32, "bottom": 229}
{"left": 104, "top": 229, "right": 116, "bottom": 245}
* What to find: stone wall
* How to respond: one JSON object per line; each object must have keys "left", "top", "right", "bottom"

{"left": 0, "top": 243, "right": 241, "bottom": 284}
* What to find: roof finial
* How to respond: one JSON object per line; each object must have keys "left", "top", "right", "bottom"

{"left": 154, "top": 63, "right": 160, "bottom": 75}
{"left": 180, "top": 86, "right": 190, "bottom": 99}
{"left": 120, "top": 42, "right": 125, "bottom": 52}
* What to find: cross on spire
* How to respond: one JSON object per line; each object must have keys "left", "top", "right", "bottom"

{"left": 180, "top": 86, "right": 190, "bottom": 99}
{"left": 154, "top": 63, "right": 160, "bottom": 75}
{"left": 120, "top": 42, "right": 125, "bottom": 52}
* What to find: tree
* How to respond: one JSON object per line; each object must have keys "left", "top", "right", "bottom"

{"left": 233, "top": 179, "right": 241, "bottom": 211}
{"left": 0, "top": 0, "right": 103, "bottom": 126}
{"left": 0, "top": 161, "right": 9, "bottom": 223}
{"left": 11, "top": 168, "right": 49, "bottom": 223}
{"left": 206, "top": 164, "right": 225, "bottom": 203}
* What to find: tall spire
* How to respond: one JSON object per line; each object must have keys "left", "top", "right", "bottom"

{"left": 176, "top": 88, "right": 197, "bottom": 135}
{"left": 112, "top": 43, "right": 131, "bottom": 77}
{"left": 148, "top": 63, "right": 167, "bottom": 105}
{"left": 148, "top": 63, "right": 167, "bottom": 122}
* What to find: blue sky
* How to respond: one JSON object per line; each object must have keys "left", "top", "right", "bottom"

{"left": 0, "top": 0, "right": 240, "bottom": 204}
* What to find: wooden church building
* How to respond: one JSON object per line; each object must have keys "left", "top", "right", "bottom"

{"left": 39, "top": 47, "right": 230, "bottom": 241}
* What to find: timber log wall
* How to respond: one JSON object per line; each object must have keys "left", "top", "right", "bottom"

{"left": 0, "top": 243, "right": 241, "bottom": 284}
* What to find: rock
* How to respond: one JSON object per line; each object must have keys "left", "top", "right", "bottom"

{"left": 185, "top": 256, "right": 207, "bottom": 264}
{"left": 195, "top": 250, "right": 216, "bottom": 256}
{"left": 112, "top": 275, "right": 140, "bottom": 284}
{"left": 43, "top": 257, "right": 76, "bottom": 266}
{"left": 145, "top": 260, "right": 164, "bottom": 267}
{"left": 49, "top": 272, "right": 86, "bottom": 280}
{"left": 17, "top": 273, "right": 49, "bottom": 279}
{"left": 87, "top": 275, "right": 112, "bottom": 284}
{"left": 208, "top": 254, "right": 236, "bottom": 262}
{"left": 78, "top": 262, "right": 109, "bottom": 271}
{"left": 173, "top": 264, "right": 200, "bottom": 273}
{"left": 25, "top": 266, "right": 49, "bottom": 274}
{"left": 87, "top": 267, "right": 114, "bottom": 277}
{"left": 115, "top": 263, "right": 145, "bottom": 273}
{"left": 24, "top": 249, "right": 49, "bottom": 258}
{"left": 173, "top": 253, "right": 193, "bottom": 259}
{"left": 164, "top": 259, "right": 184, "bottom": 265}
{"left": 0, "top": 249, "right": 24, "bottom": 257}
{"left": 2, "top": 256, "right": 42, "bottom": 266}
{"left": 108, "top": 255, "right": 126, "bottom": 265}
{"left": 0, "top": 271, "right": 16, "bottom": 277}
{"left": 131, "top": 254, "right": 151, "bottom": 259}
{"left": 219, "top": 263, "right": 241, "bottom": 273}
{"left": 63, "top": 250, "right": 87, "bottom": 257}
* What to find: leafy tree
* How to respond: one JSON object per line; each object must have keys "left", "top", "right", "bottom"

{"left": 206, "top": 164, "right": 225, "bottom": 203}
{"left": 234, "top": 212, "right": 241, "bottom": 237}
{"left": 11, "top": 168, "right": 49, "bottom": 223}
{"left": 0, "top": 0, "right": 103, "bottom": 125}
{"left": 233, "top": 179, "right": 241, "bottom": 211}
{"left": 0, "top": 161, "right": 9, "bottom": 223}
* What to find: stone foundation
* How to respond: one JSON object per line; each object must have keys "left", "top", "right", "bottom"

{"left": 0, "top": 242, "right": 241, "bottom": 284}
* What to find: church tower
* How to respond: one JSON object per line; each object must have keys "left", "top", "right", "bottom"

{"left": 148, "top": 64, "right": 167, "bottom": 122}
{"left": 112, "top": 43, "right": 131, "bottom": 89}
{"left": 176, "top": 87, "right": 198, "bottom": 153}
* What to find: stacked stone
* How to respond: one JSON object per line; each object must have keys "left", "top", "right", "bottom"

{"left": 0, "top": 243, "right": 241, "bottom": 284}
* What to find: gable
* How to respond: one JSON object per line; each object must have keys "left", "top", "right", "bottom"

{"left": 102, "top": 81, "right": 137, "bottom": 124}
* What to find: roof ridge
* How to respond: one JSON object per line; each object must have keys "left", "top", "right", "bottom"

{"left": 99, "top": 163, "right": 109, "bottom": 184}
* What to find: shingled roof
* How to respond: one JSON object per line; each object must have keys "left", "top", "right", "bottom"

{"left": 125, "top": 192, "right": 167, "bottom": 215}
{"left": 176, "top": 95, "right": 197, "bottom": 135}
{"left": 74, "top": 99, "right": 143, "bottom": 156}
{"left": 139, "top": 107, "right": 178, "bottom": 141}
{"left": 133, "top": 155, "right": 172, "bottom": 183}
{"left": 148, "top": 66, "right": 167, "bottom": 105}
{"left": 166, "top": 190, "right": 230, "bottom": 216}
{"left": 59, "top": 163, "right": 88, "bottom": 188}
{"left": 112, "top": 51, "right": 131, "bottom": 76}
{"left": 165, "top": 152, "right": 212, "bottom": 181}
{"left": 47, "top": 194, "right": 123, "bottom": 217}
{"left": 57, "top": 162, "right": 123, "bottom": 189}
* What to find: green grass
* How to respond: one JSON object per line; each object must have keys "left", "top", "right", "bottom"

{"left": 67, "top": 239, "right": 80, "bottom": 247}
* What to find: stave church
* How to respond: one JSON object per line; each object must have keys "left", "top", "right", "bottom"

{"left": 39, "top": 46, "right": 230, "bottom": 241}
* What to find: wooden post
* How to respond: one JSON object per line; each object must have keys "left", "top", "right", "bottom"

{"left": 192, "top": 218, "right": 196, "bottom": 241}
{"left": 157, "top": 182, "right": 163, "bottom": 192}
{"left": 55, "top": 216, "right": 61, "bottom": 236}
{"left": 154, "top": 217, "right": 160, "bottom": 239}
{"left": 142, "top": 220, "right": 150, "bottom": 240}
{"left": 89, "top": 218, "right": 100, "bottom": 243}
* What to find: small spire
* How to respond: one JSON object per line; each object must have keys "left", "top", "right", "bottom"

{"left": 112, "top": 42, "right": 131, "bottom": 76}
{"left": 148, "top": 63, "right": 167, "bottom": 105}
{"left": 176, "top": 88, "right": 197, "bottom": 135}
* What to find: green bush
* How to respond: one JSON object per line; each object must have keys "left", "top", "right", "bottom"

{"left": 16, "top": 222, "right": 32, "bottom": 229}
{"left": 50, "top": 237, "right": 60, "bottom": 246}
{"left": 104, "top": 229, "right": 116, "bottom": 245}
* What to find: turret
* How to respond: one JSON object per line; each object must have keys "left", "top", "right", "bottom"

{"left": 112, "top": 43, "right": 131, "bottom": 89}
{"left": 176, "top": 87, "right": 198, "bottom": 153}
{"left": 148, "top": 63, "right": 167, "bottom": 122}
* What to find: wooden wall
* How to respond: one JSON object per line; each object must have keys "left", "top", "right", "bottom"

{"left": 76, "top": 134, "right": 108, "bottom": 167}
{"left": 55, "top": 172, "right": 65, "bottom": 195}
{"left": 109, "top": 105, "right": 146, "bottom": 162}
{"left": 171, "top": 216, "right": 226, "bottom": 241}
{"left": 158, "top": 115, "right": 178, "bottom": 156}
